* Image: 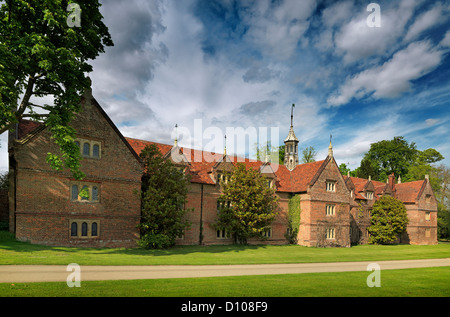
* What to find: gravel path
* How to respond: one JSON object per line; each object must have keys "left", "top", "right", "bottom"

{"left": 0, "top": 258, "right": 449, "bottom": 283}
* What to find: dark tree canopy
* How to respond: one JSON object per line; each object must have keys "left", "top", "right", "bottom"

{"left": 0, "top": 0, "right": 113, "bottom": 179}
{"left": 214, "top": 163, "right": 279, "bottom": 245}
{"left": 138, "top": 144, "right": 191, "bottom": 249}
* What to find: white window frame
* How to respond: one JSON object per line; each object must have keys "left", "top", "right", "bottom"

{"left": 326, "top": 228, "right": 335, "bottom": 240}
{"left": 326, "top": 204, "right": 335, "bottom": 216}
{"left": 326, "top": 181, "right": 336, "bottom": 192}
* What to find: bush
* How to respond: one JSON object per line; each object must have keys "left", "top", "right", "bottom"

{"left": 137, "top": 233, "right": 174, "bottom": 249}
{"left": 368, "top": 196, "right": 409, "bottom": 244}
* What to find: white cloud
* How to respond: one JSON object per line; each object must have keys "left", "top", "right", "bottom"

{"left": 440, "top": 30, "right": 450, "bottom": 47}
{"left": 328, "top": 40, "right": 445, "bottom": 106}
{"left": 334, "top": 0, "right": 418, "bottom": 64}
{"left": 426, "top": 118, "right": 440, "bottom": 126}
{"left": 241, "top": 0, "right": 316, "bottom": 60}
{"left": 404, "top": 2, "right": 448, "bottom": 42}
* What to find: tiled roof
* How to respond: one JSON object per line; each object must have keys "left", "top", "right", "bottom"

{"left": 17, "top": 119, "right": 44, "bottom": 140}
{"left": 395, "top": 180, "right": 426, "bottom": 203}
{"left": 125, "top": 137, "right": 324, "bottom": 192}
{"left": 16, "top": 121, "right": 429, "bottom": 202}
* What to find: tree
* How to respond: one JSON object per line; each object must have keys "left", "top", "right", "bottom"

{"left": 138, "top": 144, "right": 191, "bottom": 249}
{"left": 213, "top": 163, "right": 280, "bottom": 245}
{"left": 368, "top": 196, "right": 409, "bottom": 245}
{"left": 301, "top": 146, "right": 317, "bottom": 164}
{"left": 362, "top": 137, "right": 417, "bottom": 181}
{"left": 355, "top": 157, "right": 377, "bottom": 179}
{"left": 0, "top": 0, "right": 113, "bottom": 179}
{"left": 254, "top": 141, "right": 282, "bottom": 165}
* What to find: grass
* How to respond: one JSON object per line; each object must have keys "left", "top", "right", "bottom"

{"left": 1, "top": 231, "right": 450, "bottom": 266}
{"left": 1, "top": 232, "right": 449, "bottom": 297}
{"left": 1, "top": 267, "right": 449, "bottom": 297}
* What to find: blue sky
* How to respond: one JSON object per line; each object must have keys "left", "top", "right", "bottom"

{"left": 1, "top": 0, "right": 449, "bottom": 172}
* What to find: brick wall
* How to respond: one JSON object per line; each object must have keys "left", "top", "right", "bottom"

{"left": 0, "top": 189, "right": 8, "bottom": 222}
{"left": 299, "top": 158, "right": 351, "bottom": 247}
{"left": 11, "top": 95, "right": 142, "bottom": 248}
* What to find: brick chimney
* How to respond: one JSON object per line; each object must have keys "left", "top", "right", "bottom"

{"left": 388, "top": 173, "right": 395, "bottom": 190}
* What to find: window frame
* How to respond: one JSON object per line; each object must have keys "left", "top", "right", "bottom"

{"left": 326, "top": 228, "right": 335, "bottom": 240}
{"left": 69, "top": 220, "right": 100, "bottom": 239}
{"left": 326, "top": 181, "right": 336, "bottom": 192}
{"left": 326, "top": 204, "right": 336, "bottom": 216}
{"left": 74, "top": 137, "right": 102, "bottom": 159}
{"left": 70, "top": 182, "right": 101, "bottom": 203}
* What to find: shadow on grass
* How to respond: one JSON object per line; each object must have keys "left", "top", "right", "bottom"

{"left": 0, "top": 230, "right": 272, "bottom": 258}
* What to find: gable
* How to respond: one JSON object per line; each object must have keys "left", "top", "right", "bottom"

{"left": 307, "top": 157, "right": 349, "bottom": 195}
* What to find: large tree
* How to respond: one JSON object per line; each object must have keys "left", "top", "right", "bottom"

{"left": 368, "top": 196, "right": 409, "bottom": 245}
{"left": 214, "top": 163, "right": 279, "bottom": 245}
{"left": 138, "top": 144, "right": 191, "bottom": 249}
{"left": 362, "top": 136, "right": 417, "bottom": 181}
{"left": 301, "top": 146, "right": 317, "bottom": 164}
{"left": 0, "top": 0, "right": 113, "bottom": 179}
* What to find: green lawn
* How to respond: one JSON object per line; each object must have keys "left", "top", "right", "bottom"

{"left": 1, "top": 267, "right": 449, "bottom": 297}
{"left": 1, "top": 232, "right": 450, "bottom": 266}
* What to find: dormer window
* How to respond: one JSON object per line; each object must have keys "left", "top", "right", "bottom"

{"left": 326, "top": 181, "right": 336, "bottom": 192}
{"left": 366, "top": 191, "right": 374, "bottom": 200}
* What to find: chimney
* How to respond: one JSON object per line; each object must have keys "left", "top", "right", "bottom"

{"left": 388, "top": 173, "right": 395, "bottom": 190}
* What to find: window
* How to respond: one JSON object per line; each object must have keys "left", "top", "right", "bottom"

{"left": 326, "top": 205, "right": 335, "bottom": 216}
{"left": 70, "top": 183, "right": 100, "bottom": 203}
{"left": 81, "top": 222, "right": 88, "bottom": 236}
{"left": 91, "top": 222, "right": 98, "bottom": 237}
{"left": 83, "top": 143, "right": 90, "bottom": 156}
{"left": 425, "top": 228, "right": 431, "bottom": 238}
{"left": 262, "top": 228, "right": 272, "bottom": 238}
{"left": 70, "top": 220, "right": 100, "bottom": 238}
{"left": 366, "top": 191, "right": 374, "bottom": 200}
{"left": 326, "top": 181, "right": 336, "bottom": 192}
{"left": 93, "top": 144, "right": 100, "bottom": 158}
{"left": 326, "top": 228, "right": 335, "bottom": 240}
{"left": 71, "top": 222, "right": 78, "bottom": 237}
{"left": 92, "top": 186, "right": 99, "bottom": 201}
{"left": 216, "top": 229, "right": 230, "bottom": 239}
{"left": 81, "top": 185, "right": 89, "bottom": 201}
{"left": 75, "top": 138, "right": 101, "bottom": 159}
{"left": 71, "top": 185, "right": 79, "bottom": 200}
{"left": 425, "top": 212, "right": 431, "bottom": 221}
{"left": 425, "top": 194, "right": 432, "bottom": 203}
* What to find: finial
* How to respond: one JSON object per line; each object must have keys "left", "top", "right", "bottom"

{"left": 291, "top": 104, "right": 295, "bottom": 127}
{"left": 328, "top": 134, "right": 333, "bottom": 157}
{"left": 398, "top": 175, "right": 401, "bottom": 184}
{"left": 224, "top": 134, "right": 227, "bottom": 156}
{"left": 174, "top": 124, "right": 178, "bottom": 147}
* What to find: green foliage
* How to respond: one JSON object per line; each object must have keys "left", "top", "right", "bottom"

{"left": 138, "top": 144, "right": 191, "bottom": 249}
{"left": 363, "top": 136, "right": 417, "bottom": 181}
{"left": 286, "top": 195, "right": 301, "bottom": 244}
{"left": 301, "top": 146, "right": 317, "bottom": 164}
{"left": 368, "top": 196, "right": 409, "bottom": 245}
{"left": 0, "top": 0, "right": 113, "bottom": 179}
{"left": 213, "top": 163, "right": 280, "bottom": 245}
{"left": 437, "top": 204, "right": 450, "bottom": 240}
{"left": 0, "top": 171, "right": 8, "bottom": 189}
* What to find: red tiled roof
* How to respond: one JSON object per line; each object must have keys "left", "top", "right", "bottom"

{"left": 125, "top": 137, "right": 324, "bottom": 192}
{"left": 17, "top": 119, "right": 44, "bottom": 139}
{"left": 395, "top": 180, "right": 426, "bottom": 203}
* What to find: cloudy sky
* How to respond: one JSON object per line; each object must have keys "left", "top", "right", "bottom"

{"left": 1, "top": 0, "right": 450, "bottom": 172}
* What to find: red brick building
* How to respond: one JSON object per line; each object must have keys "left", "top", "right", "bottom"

{"left": 8, "top": 90, "right": 142, "bottom": 247}
{"left": 7, "top": 92, "right": 438, "bottom": 247}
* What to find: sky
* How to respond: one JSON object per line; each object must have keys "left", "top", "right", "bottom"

{"left": 1, "top": 0, "right": 450, "bottom": 172}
